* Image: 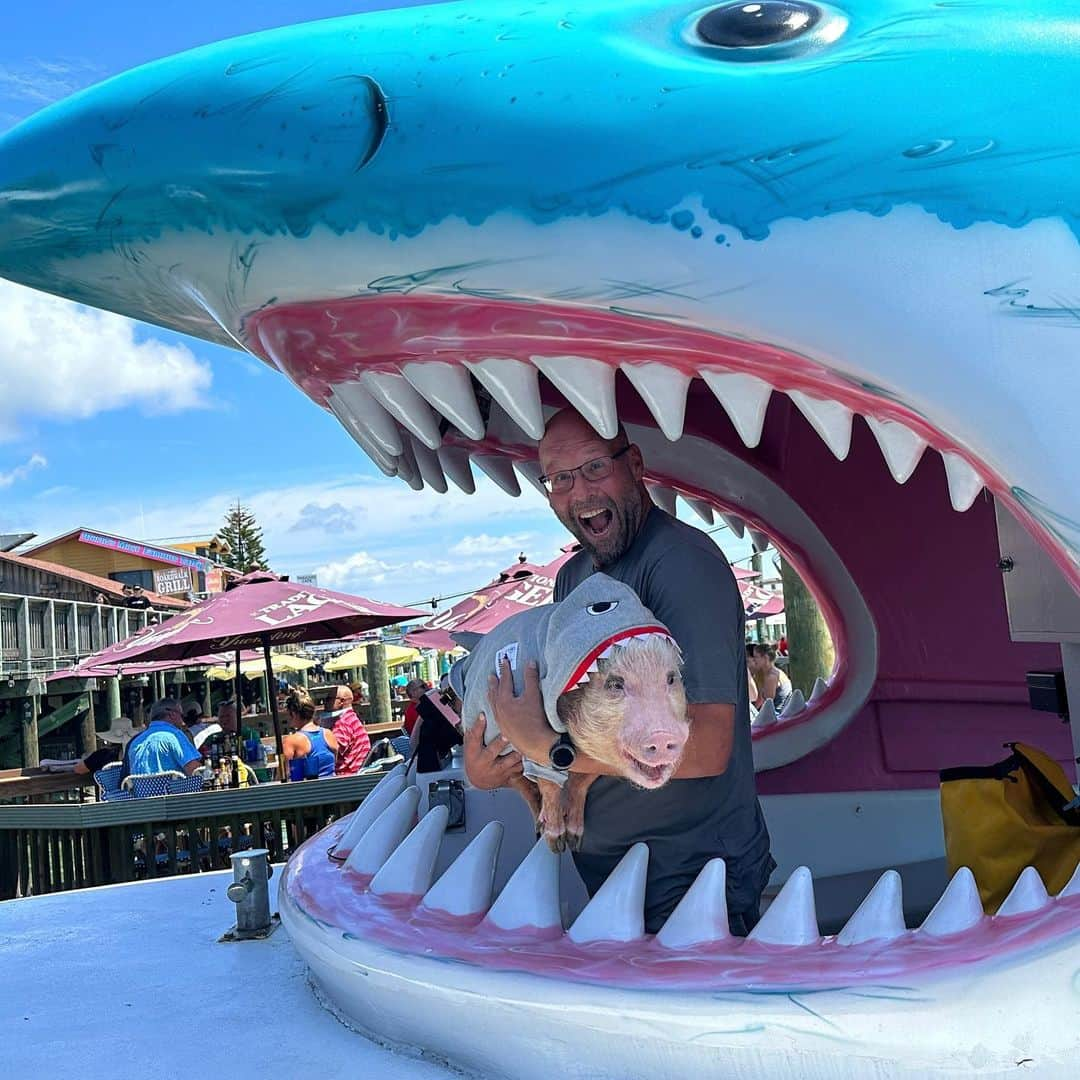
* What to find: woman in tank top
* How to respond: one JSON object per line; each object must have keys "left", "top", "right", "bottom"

{"left": 283, "top": 686, "right": 339, "bottom": 779}
{"left": 746, "top": 642, "right": 793, "bottom": 714}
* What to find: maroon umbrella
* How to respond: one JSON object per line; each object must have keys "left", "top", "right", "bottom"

{"left": 406, "top": 547, "right": 577, "bottom": 652}
{"left": 69, "top": 580, "right": 427, "bottom": 773}
{"left": 50, "top": 648, "right": 262, "bottom": 681}
{"left": 740, "top": 580, "right": 785, "bottom": 619}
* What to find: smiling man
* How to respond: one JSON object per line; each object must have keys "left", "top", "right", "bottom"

{"left": 468, "top": 408, "right": 775, "bottom": 934}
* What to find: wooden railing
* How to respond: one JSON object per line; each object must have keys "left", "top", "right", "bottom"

{"left": 0, "top": 770, "right": 388, "bottom": 900}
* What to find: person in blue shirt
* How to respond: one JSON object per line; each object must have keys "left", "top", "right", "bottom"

{"left": 121, "top": 699, "right": 202, "bottom": 780}
{"left": 282, "top": 687, "right": 338, "bottom": 779}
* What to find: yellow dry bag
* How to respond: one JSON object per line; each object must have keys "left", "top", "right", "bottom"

{"left": 939, "top": 742, "right": 1080, "bottom": 913}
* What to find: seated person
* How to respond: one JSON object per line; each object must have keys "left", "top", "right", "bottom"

{"left": 282, "top": 687, "right": 338, "bottom": 780}
{"left": 405, "top": 677, "right": 463, "bottom": 773}
{"left": 182, "top": 697, "right": 221, "bottom": 749}
{"left": 746, "top": 643, "right": 792, "bottom": 712}
{"left": 121, "top": 699, "right": 202, "bottom": 780}
{"left": 71, "top": 715, "right": 140, "bottom": 774}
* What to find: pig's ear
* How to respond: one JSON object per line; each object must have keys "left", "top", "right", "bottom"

{"left": 450, "top": 631, "right": 483, "bottom": 652}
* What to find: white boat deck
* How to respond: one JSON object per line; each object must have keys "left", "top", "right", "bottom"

{"left": 0, "top": 871, "right": 454, "bottom": 1079}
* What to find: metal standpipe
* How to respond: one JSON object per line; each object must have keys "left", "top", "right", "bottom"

{"left": 222, "top": 848, "right": 277, "bottom": 941}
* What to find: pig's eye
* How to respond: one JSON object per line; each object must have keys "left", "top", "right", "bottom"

{"left": 604, "top": 674, "right": 625, "bottom": 693}
{"left": 667, "top": 671, "right": 678, "bottom": 686}
{"left": 586, "top": 601, "right": 619, "bottom": 615}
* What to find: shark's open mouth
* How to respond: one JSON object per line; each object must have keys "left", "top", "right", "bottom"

{"left": 248, "top": 290, "right": 1075, "bottom": 773}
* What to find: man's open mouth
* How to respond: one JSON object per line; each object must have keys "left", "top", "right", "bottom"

{"left": 578, "top": 507, "right": 614, "bottom": 537}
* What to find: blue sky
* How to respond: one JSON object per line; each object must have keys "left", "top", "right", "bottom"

{"left": 0, "top": 0, "right": 753, "bottom": 609}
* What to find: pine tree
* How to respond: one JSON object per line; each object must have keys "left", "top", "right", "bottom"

{"left": 216, "top": 502, "right": 270, "bottom": 573}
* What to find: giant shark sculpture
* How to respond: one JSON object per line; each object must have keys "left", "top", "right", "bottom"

{"left": 1, "top": 0, "right": 1078, "bottom": 1074}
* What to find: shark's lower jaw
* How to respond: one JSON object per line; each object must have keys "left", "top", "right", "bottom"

{"left": 282, "top": 770, "right": 1080, "bottom": 1078}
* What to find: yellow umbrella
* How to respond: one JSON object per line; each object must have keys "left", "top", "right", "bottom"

{"left": 324, "top": 642, "right": 421, "bottom": 672}
{"left": 206, "top": 653, "right": 317, "bottom": 680}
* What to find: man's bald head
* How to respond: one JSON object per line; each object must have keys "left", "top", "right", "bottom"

{"left": 538, "top": 409, "right": 630, "bottom": 464}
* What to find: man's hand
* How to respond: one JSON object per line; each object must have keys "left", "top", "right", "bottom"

{"left": 463, "top": 716, "right": 524, "bottom": 789}
{"left": 486, "top": 659, "right": 553, "bottom": 762}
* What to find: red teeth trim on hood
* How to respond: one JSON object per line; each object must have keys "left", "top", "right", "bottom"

{"left": 561, "top": 625, "right": 671, "bottom": 694}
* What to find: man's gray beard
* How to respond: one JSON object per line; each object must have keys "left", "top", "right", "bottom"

{"left": 571, "top": 495, "right": 645, "bottom": 568}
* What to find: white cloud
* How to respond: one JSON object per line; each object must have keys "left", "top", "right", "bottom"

{"left": 0, "top": 281, "right": 212, "bottom": 438}
{"left": 449, "top": 532, "right": 534, "bottom": 557}
{"left": 0, "top": 453, "right": 46, "bottom": 488}
{"left": 314, "top": 551, "right": 396, "bottom": 590}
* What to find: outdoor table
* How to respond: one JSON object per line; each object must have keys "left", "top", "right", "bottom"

{"left": 0, "top": 767, "right": 95, "bottom": 803}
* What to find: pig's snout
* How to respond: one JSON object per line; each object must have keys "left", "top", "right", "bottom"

{"left": 632, "top": 729, "right": 687, "bottom": 765}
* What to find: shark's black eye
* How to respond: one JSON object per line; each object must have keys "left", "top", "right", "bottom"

{"left": 586, "top": 601, "right": 619, "bottom": 615}
{"left": 697, "top": 2, "right": 821, "bottom": 47}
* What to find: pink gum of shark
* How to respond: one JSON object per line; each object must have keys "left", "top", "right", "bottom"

{"left": 286, "top": 818, "right": 1080, "bottom": 995}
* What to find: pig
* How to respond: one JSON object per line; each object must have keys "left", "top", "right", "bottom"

{"left": 449, "top": 574, "right": 689, "bottom": 851}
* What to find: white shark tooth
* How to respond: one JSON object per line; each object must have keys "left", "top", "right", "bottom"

{"left": 361, "top": 370, "right": 443, "bottom": 450}
{"left": 645, "top": 483, "right": 677, "bottom": 516}
{"left": 343, "top": 786, "right": 421, "bottom": 877}
{"left": 370, "top": 805, "right": 449, "bottom": 897}
{"left": 788, "top": 391, "right": 853, "bottom": 460}
{"left": 808, "top": 677, "right": 829, "bottom": 703}
{"left": 420, "top": 821, "right": 503, "bottom": 917}
{"left": 328, "top": 380, "right": 403, "bottom": 457}
{"left": 941, "top": 451, "right": 984, "bottom": 512}
{"left": 485, "top": 837, "right": 562, "bottom": 932}
{"left": 471, "top": 453, "right": 522, "bottom": 497}
{"left": 620, "top": 361, "right": 690, "bottom": 441}
{"left": 532, "top": 354, "right": 618, "bottom": 439}
{"left": 701, "top": 370, "right": 771, "bottom": 448}
{"left": 920, "top": 866, "right": 984, "bottom": 936}
{"left": 402, "top": 361, "right": 485, "bottom": 440}
{"left": 996, "top": 866, "right": 1050, "bottom": 917}
{"left": 749, "top": 529, "right": 770, "bottom": 554}
{"left": 781, "top": 689, "right": 806, "bottom": 718}
{"left": 751, "top": 699, "right": 777, "bottom": 729}
{"left": 395, "top": 437, "right": 425, "bottom": 492}
{"left": 836, "top": 870, "right": 906, "bottom": 946}
{"left": 866, "top": 416, "right": 927, "bottom": 484}
{"left": 328, "top": 397, "right": 400, "bottom": 476}
{"left": 568, "top": 842, "right": 649, "bottom": 944}
{"left": 409, "top": 435, "right": 449, "bottom": 494}
{"left": 681, "top": 495, "right": 714, "bottom": 526}
{"left": 721, "top": 513, "right": 745, "bottom": 539}
{"left": 513, "top": 459, "right": 548, "bottom": 496}
{"left": 437, "top": 444, "right": 476, "bottom": 494}
{"left": 1057, "top": 860, "right": 1080, "bottom": 899}
{"left": 333, "top": 765, "right": 407, "bottom": 860}
{"left": 656, "top": 858, "right": 729, "bottom": 950}
{"left": 466, "top": 358, "right": 546, "bottom": 440}
{"left": 749, "top": 865, "right": 819, "bottom": 946}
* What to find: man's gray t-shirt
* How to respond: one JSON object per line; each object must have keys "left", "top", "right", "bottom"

{"left": 556, "top": 507, "right": 774, "bottom": 932}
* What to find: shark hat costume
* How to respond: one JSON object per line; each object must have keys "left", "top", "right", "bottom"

{"left": 449, "top": 573, "right": 678, "bottom": 784}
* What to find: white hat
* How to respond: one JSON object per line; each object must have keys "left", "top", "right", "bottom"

{"left": 98, "top": 716, "right": 140, "bottom": 744}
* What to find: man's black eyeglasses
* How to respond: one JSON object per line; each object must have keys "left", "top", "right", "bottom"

{"left": 539, "top": 445, "right": 631, "bottom": 495}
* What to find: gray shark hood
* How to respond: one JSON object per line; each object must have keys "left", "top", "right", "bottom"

{"left": 449, "top": 573, "right": 675, "bottom": 737}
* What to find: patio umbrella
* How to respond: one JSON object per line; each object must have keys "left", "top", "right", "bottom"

{"left": 49, "top": 649, "right": 262, "bottom": 681}
{"left": 63, "top": 579, "right": 427, "bottom": 774}
{"left": 324, "top": 642, "right": 419, "bottom": 673}
{"left": 406, "top": 546, "right": 578, "bottom": 652}
{"left": 205, "top": 653, "right": 316, "bottom": 680}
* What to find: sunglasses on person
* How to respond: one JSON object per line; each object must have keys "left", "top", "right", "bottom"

{"left": 538, "top": 445, "right": 631, "bottom": 495}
